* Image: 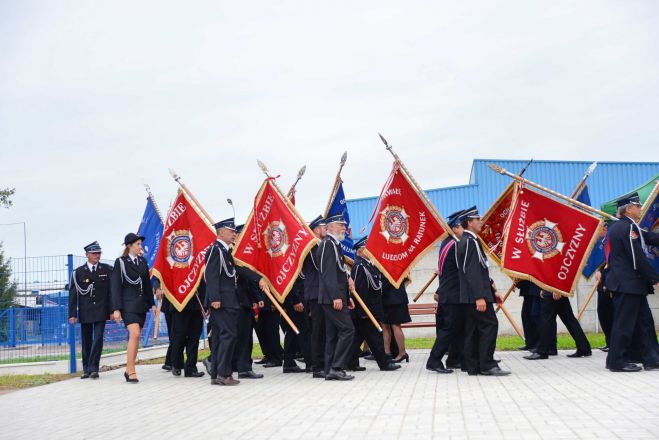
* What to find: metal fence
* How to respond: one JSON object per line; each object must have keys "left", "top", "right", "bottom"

{"left": 1, "top": 255, "right": 171, "bottom": 369}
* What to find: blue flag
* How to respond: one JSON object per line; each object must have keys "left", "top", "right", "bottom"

{"left": 576, "top": 185, "right": 605, "bottom": 278}
{"left": 576, "top": 184, "right": 591, "bottom": 206}
{"left": 640, "top": 188, "right": 659, "bottom": 272}
{"left": 326, "top": 181, "right": 355, "bottom": 262}
{"left": 137, "top": 197, "right": 164, "bottom": 268}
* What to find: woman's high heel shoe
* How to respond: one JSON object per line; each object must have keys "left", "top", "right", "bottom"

{"left": 124, "top": 371, "right": 139, "bottom": 383}
{"left": 393, "top": 353, "right": 409, "bottom": 363}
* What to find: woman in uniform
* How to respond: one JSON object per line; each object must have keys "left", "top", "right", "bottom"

{"left": 111, "top": 233, "right": 155, "bottom": 383}
{"left": 381, "top": 277, "right": 412, "bottom": 363}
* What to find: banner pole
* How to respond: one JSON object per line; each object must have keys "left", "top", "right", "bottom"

{"left": 168, "top": 168, "right": 216, "bottom": 226}
{"left": 499, "top": 302, "right": 525, "bottom": 341}
{"left": 378, "top": 134, "right": 455, "bottom": 240}
{"left": 413, "top": 273, "right": 437, "bottom": 302}
{"left": 323, "top": 152, "right": 348, "bottom": 217}
{"left": 495, "top": 281, "right": 518, "bottom": 313}
{"left": 488, "top": 164, "right": 617, "bottom": 221}
{"left": 286, "top": 165, "right": 307, "bottom": 199}
{"left": 350, "top": 288, "right": 383, "bottom": 332}
{"left": 144, "top": 183, "right": 165, "bottom": 338}
{"left": 577, "top": 280, "right": 600, "bottom": 321}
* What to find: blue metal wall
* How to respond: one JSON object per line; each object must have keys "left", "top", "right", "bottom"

{"left": 347, "top": 159, "right": 659, "bottom": 239}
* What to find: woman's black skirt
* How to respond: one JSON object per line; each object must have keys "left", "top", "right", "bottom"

{"left": 123, "top": 311, "right": 146, "bottom": 328}
{"left": 382, "top": 304, "right": 411, "bottom": 325}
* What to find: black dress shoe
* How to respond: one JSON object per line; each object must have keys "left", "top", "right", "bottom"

{"left": 325, "top": 368, "right": 354, "bottom": 381}
{"left": 426, "top": 366, "right": 453, "bottom": 374}
{"left": 254, "top": 358, "right": 269, "bottom": 365}
{"left": 161, "top": 364, "right": 172, "bottom": 371}
{"left": 446, "top": 363, "right": 461, "bottom": 369}
{"left": 184, "top": 371, "right": 205, "bottom": 378}
{"left": 90, "top": 372, "right": 99, "bottom": 379}
{"left": 494, "top": 359, "right": 501, "bottom": 364}
{"left": 380, "top": 363, "right": 401, "bottom": 371}
{"left": 524, "top": 353, "right": 548, "bottom": 360}
{"left": 283, "top": 365, "right": 305, "bottom": 373}
{"left": 263, "top": 361, "right": 282, "bottom": 368}
{"left": 599, "top": 345, "right": 610, "bottom": 352}
{"left": 480, "top": 366, "right": 511, "bottom": 376}
{"left": 548, "top": 350, "right": 558, "bottom": 356}
{"left": 359, "top": 350, "right": 372, "bottom": 358}
{"left": 567, "top": 350, "right": 592, "bottom": 358}
{"left": 363, "top": 355, "right": 376, "bottom": 361}
{"left": 312, "top": 371, "right": 326, "bottom": 379}
{"left": 305, "top": 367, "right": 313, "bottom": 373}
{"left": 172, "top": 368, "right": 182, "bottom": 376}
{"left": 346, "top": 366, "right": 366, "bottom": 372}
{"left": 203, "top": 358, "right": 212, "bottom": 375}
{"left": 610, "top": 363, "right": 642, "bottom": 372}
{"left": 392, "top": 353, "right": 409, "bottom": 363}
{"left": 517, "top": 345, "right": 531, "bottom": 351}
{"left": 238, "top": 370, "right": 264, "bottom": 379}
{"left": 643, "top": 363, "right": 659, "bottom": 371}
{"left": 80, "top": 373, "right": 90, "bottom": 379}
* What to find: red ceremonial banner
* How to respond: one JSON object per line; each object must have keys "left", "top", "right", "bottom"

{"left": 479, "top": 182, "right": 516, "bottom": 266}
{"left": 234, "top": 179, "right": 317, "bottom": 303}
{"left": 364, "top": 163, "right": 447, "bottom": 288}
{"left": 500, "top": 186, "right": 603, "bottom": 296}
{"left": 152, "top": 190, "right": 217, "bottom": 312}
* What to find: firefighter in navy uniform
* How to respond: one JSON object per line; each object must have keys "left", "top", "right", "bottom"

{"left": 606, "top": 194, "right": 659, "bottom": 372}
{"left": 232, "top": 224, "right": 265, "bottom": 380}
{"left": 205, "top": 218, "right": 270, "bottom": 386}
{"left": 426, "top": 210, "right": 465, "bottom": 374}
{"left": 168, "top": 290, "right": 205, "bottom": 378}
{"left": 457, "top": 207, "right": 510, "bottom": 376}
{"left": 347, "top": 237, "right": 400, "bottom": 372}
{"left": 318, "top": 213, "right": 356, "bottom": 381}
{"left": 68, "top": 241, "right": 112, "bottom": 379}
{"left": 302, "top": 215, "right": 327, "bottom": 378}
{"left": 282, "top": 277, "right": 310, "bottom": 373}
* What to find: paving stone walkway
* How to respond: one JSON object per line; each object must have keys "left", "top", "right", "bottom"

{"left": 2, "top": 349, "right": 659, "bottom": 439}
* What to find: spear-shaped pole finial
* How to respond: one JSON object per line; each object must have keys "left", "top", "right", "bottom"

{"left": 257, "top": 160, "right": 270, "bottom": 177}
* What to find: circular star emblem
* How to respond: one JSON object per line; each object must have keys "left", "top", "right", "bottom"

{"left": 379, "top": 205, "right": 409, "bottom": 244}
{"left": 526, "top": 219, "right": 564, "bottom": 261}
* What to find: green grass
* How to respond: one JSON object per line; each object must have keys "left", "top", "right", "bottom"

{"left": 0, "top": 373, "right": 75, "bottom": 391}
{"left": 0, "top": 347, "right": 131, "bottom": 365}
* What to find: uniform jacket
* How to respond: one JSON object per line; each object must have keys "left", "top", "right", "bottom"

{"left": 457, "top": 230, "right": 494, "bottom": 303}
{"left": 437, "top": 236, "right": 461, "bottom": 304}
{"left": 318, "top": 235, "right": 350, "bottom": 305}
{"left": 68, "top": 262, "right": 113, "bottom": 323}
{"left": 204, "top": 240, "right": 261, "bottom": 309}
{"left": 381, "top": 276, "right": 409, "bottom": 306}
{"left": 110, "top": 256, "right": 154, "bottom": 313}
{"left": 301, "top": 244, "right": 321, "bottom": 302}
{"left": 605, "top": 216, "right": 659, "bottom": 295}
{"left": 350, "top": 256, "right": 384, "bottom": 321}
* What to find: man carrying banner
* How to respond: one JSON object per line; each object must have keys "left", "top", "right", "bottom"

{"left": 206, "top": 218, "right": 270, "bottom": 386}
{"left": 302, "top": 215, "right": 327, "bottom": 378}
{"left": 606, "top": 194, "right": 659, "bottom": 372}
{"left": 347, "top": 237, "right": 400, "bottom": 372}
{"left": 232, "top": 224, "right": 265, "bottom": 380}
{"left": 457, "top": 207, "right": 510, "bottom": 376}
{"left": 319, "top": 214, "right": 356, "bottom": 381}
{"left": 426, "top": 210, "right": 465, "bottom": 374}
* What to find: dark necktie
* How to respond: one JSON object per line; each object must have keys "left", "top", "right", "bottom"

{"left": 92, "top": 265, "right": 96, "bottom": 273}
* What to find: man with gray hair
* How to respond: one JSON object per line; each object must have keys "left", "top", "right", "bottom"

{"left": 319, "top": 213, "right": 356, "bottom": 381}
{"left": 606, "top": 193, "right": 659, "bottom": 372}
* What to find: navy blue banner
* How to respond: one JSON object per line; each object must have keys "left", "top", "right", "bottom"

{"left": 327, "top": 181, "right": 355, "bottom": 262}
{"left": 137, "top": 197, "right": 164, "bottom": 268}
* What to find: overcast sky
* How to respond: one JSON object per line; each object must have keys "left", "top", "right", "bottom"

{"left": 1, "top": 1, "right": 659, "bottom": 261}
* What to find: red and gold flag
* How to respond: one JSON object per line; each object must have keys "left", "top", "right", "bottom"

{"left": 500, "top": 185, "right": 603, "bottom": 296}
{"left": 364, "top": 163, "right": 448, "bottom": 288}
{"left": 152, "top": 190, "right": 217, "bottom": 311}
{"left": 233, "top": 178, "right": 317, "bottom": 303}
{"left": 479, "top": 182, "right": 516, "bottom": 266}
